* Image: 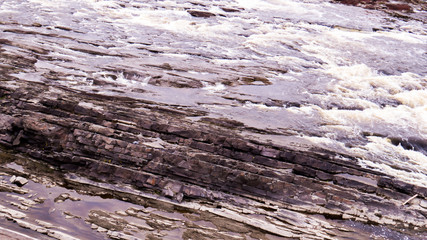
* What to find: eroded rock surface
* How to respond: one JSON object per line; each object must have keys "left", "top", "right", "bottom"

{"left": 0, "top": 0, "right": 426, "bottom": 239}
{"left": 1, "top": 63, "right": 426, "bottom": 239}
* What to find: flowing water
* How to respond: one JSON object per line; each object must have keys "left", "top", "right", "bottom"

{"left": 0, "top": 0, "right": 426, "bottom": 229}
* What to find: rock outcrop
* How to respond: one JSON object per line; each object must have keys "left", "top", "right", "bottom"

{"left": 0, "top": 70, "right": 426, "bottom": 239}
{"left": 0, "top": 0, "right": 426, "bottom": 239}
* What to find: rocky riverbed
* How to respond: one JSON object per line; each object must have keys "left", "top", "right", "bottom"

{"left": 0, "top": 0, "right": 426, "bottom": 239}
{"left": 1, "top": 149, "right": 426, "bottom": 240}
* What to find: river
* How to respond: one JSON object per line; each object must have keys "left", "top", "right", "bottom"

{"left": 0, "top": 0, "right": 426, "bottom": 239}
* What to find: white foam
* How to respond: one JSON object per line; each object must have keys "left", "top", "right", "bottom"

{"left": 319, "top": 64, "right": 426, "bottom": 116}
{"left": 78, "top": 102, "right": 103, "bottom": 111}
{"left": 244, "top": 102, "right": 281, "bottom": 110}
{"left": 380, "top": 30, "right": 425, "bottom": 44}
{"left": 394, "top": 90, "right": 427, "bottom": 108}
{"left": 357, "top": 137, "right": 427, "bottom": 186}
{"left": 321, "top": 105, "right": 426, "bottom": 137}
{"left": 188, "top": 71, "right": 210, "bottom": 75}
{"left": 303, "top": 134, "right": 427, "bottom": 187}
{"left": 287, "top": 105, "right": 319, "bottom": 115}
{"left": 97, "top": 72, "right": 150, "bottom": 88}
{"left": 236, "top": 0, "right": 320, "bottom": 16}
{"left": 202, "top": 82, "right": 226, "bottom": 93}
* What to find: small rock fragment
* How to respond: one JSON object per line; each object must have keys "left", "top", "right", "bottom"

{"left": 10, "top": 175, "right": 28, "bottom": 187}
{"left": 34, "top": 197, "right": 46, "bottom": 204}
{"left": 187, "top": 10, "right": 216, "bottom": 18}
{"left": 176, "top": 192, "right": 184, "bottom": 203}
{"left": 36, "top": 219, "right": 55, "bottom": 229}
{"left": 162, "top": 187, "right": 174, "bottom": 198}
{"left": 115, "top": 210, "right": 128, "bottom": 216}
{"left": 12, "top": 130, "right": 24, "bottom": 146}
{"left": 221, "top": 7, "right": 241, "bottom": 13}
{"left": 36, "top": 227, "right": 48, "bottom": 234}
{"left": 97, "top": 226, "right": 108, "bottom": 233}
{"left": 54, "top": 193, "right": 81, "bottom": 203}
{"left": 64, "top": 211, "right": 81, "bottom": 219}
{"left": 385, "top": 4, "right": 412, "bottom": 12}
{"left": 10, "top": 202, "right": 29, "bottom": 211}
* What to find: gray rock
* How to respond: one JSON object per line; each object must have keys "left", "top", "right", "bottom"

{"left": 10, "top": 176, "right": 28, "bottom": 187}
{"left": 175, "top": 193, "right": 184, "bottom": 203}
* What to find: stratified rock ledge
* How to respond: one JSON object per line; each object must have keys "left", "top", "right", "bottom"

{"left": 0, "top": 78, "right": 426, "bottom": 239}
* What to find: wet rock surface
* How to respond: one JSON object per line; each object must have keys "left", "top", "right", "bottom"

{"left": 1, "top": 72, "right": 426, "bottom": 239}
{"left": 0, "top": 0, "right": 426, "bottom": 239}
{"left": 334, "top": 0, "right": 426, "bottom": 17}
{"left": 1, "top": 153, "right": 426, "bottom": 240}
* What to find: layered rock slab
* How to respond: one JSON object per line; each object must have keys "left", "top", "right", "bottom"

{"left": 0, "top": 75, "right": 426, "bottom": 239}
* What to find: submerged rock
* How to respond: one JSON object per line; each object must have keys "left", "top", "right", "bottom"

{"left": 187, "top": 10, "right": 216, "bottom": 18}
{"left": 54, "top": 193, "right": 81, "bottom": 203}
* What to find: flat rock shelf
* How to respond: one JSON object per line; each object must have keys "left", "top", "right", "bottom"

{"left": 0, "top": 0, "right": 426, "bottom": 239}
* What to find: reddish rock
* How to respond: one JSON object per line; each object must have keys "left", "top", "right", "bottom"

{"left": 187, "top": 10, "right": 216, "bottom": 18}
{"left": 385, "top": 3, "right": 412, "bottom": 11}
{"left": 221, "top": 7, "right": 241, "bottom": 13}
{"left": 335, "top": 0, "right": 361, "bottom": 6}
